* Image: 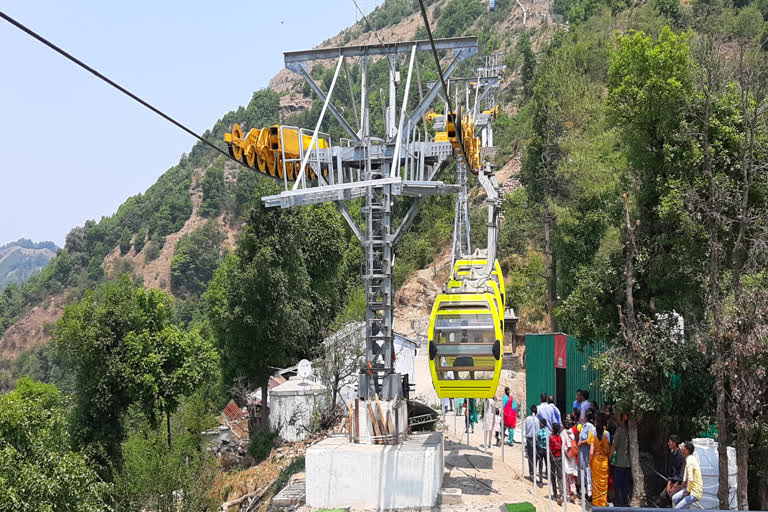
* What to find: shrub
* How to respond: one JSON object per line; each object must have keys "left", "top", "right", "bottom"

{"left": 145, "top": 237, "right": 165, "bottom": 261}
{"left": 200, "top": 166, "right": 227, "bottom": 218}
{"left": 133, "top": 227, "right": 148, "bottom": 253}
{"left": 118, "top": 228, "right": 132, "bottom": 255}
{"left": 248, "top": 431, "right": 278, "bottom": 462}
{"left": 170, "top": 221, "right": 225, "bottom": 297}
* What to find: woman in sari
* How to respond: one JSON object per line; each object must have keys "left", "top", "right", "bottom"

{"left": 589, "top": 414, "right": 612, "bottom": 507}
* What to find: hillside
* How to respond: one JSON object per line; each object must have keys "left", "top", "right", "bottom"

{"left": 0, "top": 239, "right": 57, "bottom": 292}
{"left": 3, "top": 0, "right": 768, "bottom": 508}
{"left": 5, "top": 0, "right": 765, "bottom": 364}
{"left": 0, "top": 0, "right": 543, "bottom": 361}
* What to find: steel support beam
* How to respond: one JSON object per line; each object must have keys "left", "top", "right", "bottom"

{"left": 392, "top": 159, "right": 451, "bottom": 246}
{"left": 451, "top": 161, "right": 471, "bottom": 268}
{"left": 287, "top": 62, "right": 361, "bottom": 145}
{"left": 292, "top": 56, "right": 344, "bottom": 189}
{"left": 336, "top": 202, "right": 362, "bottom": 242}
{"left": 284, "top": 36, "right": 477, "bottom": 63}
{"left": 390, "top": 44, "right": 417, "bottom": 176}
{"left": 408, "top": 48, "right": 476, "bottom": 127}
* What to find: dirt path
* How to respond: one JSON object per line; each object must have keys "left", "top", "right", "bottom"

{"left": 412, "top": 342, "right": 571, "bottom": 511}
{"left": 438, "top": 416, "right": 573, "bottom": 512}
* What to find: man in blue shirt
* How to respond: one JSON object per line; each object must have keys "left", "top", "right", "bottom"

{"left": 573, "top": 389, "right": 583, "bottom": 412}
{"left": 580, "top": 389, "right": 592, "bottom": 423}
{"left": 548, "top": 395, "right": 562, "bottom": 426}
{"left": 537, "top": 393, "right": 553, "bottom": 430}
{"left": 538, "top": 392, "right": 562, "bottom": 430}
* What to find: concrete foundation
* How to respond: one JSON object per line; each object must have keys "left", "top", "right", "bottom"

{"left": 306, "top": 432, "right": 444, "bottom": 510}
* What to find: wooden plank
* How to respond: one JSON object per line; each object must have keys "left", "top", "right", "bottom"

{"left": 366, "top": 402, "right": 381, "bottom": 443}
{"left": 354, "top": 398, "right": 360, "bottom": 444}
{"left": 375, "top": 394, "right": 389, "bottom": 434}
{"left": 386, "top": 411, "right": 395, "bottom": 442}
{"left": 375, "top": 394, "right": 390, "bottom": 443}
{"left": 348, "top": 402, "right": 354, "bottom": 442}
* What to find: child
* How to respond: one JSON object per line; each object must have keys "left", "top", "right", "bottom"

{"left": 562, "top": 417, "right": 579, "bottom": 502}
{"left": 536, "top": 418, "right": 548, "bottom": 486}
{"left": 494, "top": 408, "right": 503, "bottom": 446}
{"left": 549, "top": 423, "right": 563, "bottom": 504}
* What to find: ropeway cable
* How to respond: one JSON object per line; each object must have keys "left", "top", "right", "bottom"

{"left": 416, "top": 0, "right": 473, "bottom": 173}
{"left": 0, "top": 9, "right": 252, "bottom": 171}
{"left": 350, "top": 0, "right": 397, "bottom": 75}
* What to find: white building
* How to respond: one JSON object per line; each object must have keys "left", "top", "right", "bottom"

{"left": 269, "top": 376, "right": 327, "bottom": 442}
{"left": 328, "top": 322, "right": 418, "bottom": 405}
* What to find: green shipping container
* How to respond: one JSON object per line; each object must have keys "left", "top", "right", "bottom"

{"left": 525, "top": 333, "right": 605, "bottom": 421}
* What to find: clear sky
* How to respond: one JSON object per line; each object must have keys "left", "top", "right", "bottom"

{"left": 0, "top": 1, "right": 382, "bottom": 247}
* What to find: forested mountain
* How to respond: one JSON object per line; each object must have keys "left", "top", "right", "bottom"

{"left": 0, "top": 0, "right": 539, "bottom": 358}
{"left": 0, "top": 239, "right": 57, "bottom": 291}
{"left": 2, "top": 0, "right": 768, "bottom": 507}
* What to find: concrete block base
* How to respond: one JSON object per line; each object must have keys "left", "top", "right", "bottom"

{"left": 438, "top": 488, "right": 462, "bottom": 505}
{"left": 306, "top": 432, "right": 444, "bottom": 510}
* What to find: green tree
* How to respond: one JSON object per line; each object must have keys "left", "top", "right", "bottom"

{"left": 145, "top": 236, "right": 164, "bottom": 261}
{"left": 113, "top": 393, "right": 217, "bottom": 512}
{"left": 170, "top": 220, "right": 226, "bottom": 298}
{"left": 205, "top": 205, "right": 313, "bottom": 434}
{"left": 591, "top": 197, "right": 690, "bottom": 506}
{"left": 434, "top": 0, "right": 484, "bottom": 38}
{"left": 607, "top": 26, "right": 699, "bottom": 316}
{"left": 123, "top": 324, "right": 218, "bottom": 448}
{"left": 205, "top": 198, "right": 350, "bottom": 432}
{"left": 199, "top": 165, "right": 227, "bottom": 218}
{"left": 133, "top": 227, "right": 148, "bottom": 253}
{"left": 55, "top": 275, "right": 217, "bottom": 474}
{"left": 0, "top": 377, "right": 110, "bottom": 510}
{"left": 517, "top": 32, "right": 537, "bottom": 99}
{"left": 118, "top": 227, "right": 132, "bottom": 255}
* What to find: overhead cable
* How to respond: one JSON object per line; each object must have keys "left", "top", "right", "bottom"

{"left": 351, "top": 0, "right": 396, "bottom": 74}
{"left": 416, "top": 0, "right": 473, "bottom": 172}
{"left": 0, "top": 10, "right": 251, "bottom": 170}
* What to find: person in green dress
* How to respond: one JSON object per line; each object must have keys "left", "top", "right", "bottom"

{"left": 464, "top": 398, "right": 478, "bottom": 433}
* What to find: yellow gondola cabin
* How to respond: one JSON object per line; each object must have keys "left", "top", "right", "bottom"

{"left": 428, "top": 292, "right": 503, "bottom": 398}
{"left": 451, "top": 258, "right": 506, "bottom": 309}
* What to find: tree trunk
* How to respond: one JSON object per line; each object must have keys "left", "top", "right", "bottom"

{"left": 246, "top": 375, "right": 272, "bottom": 437}
{"left": 544, "top": 204, "right": 555, "bottom": 331}
{"left": 736, "top": 426, "right": 749, "bottom": 510}
{"left": 760, "top": 475, "right": 768, "bottom": 511}
{"left": 551, "top": 248, "right": 558, "bottom": 332}
{"left": 332, "top": 374, "right": 340, "bottom": 409}
{"left": 628, "top": 415, "right": 645, "bottom": 506}
{"left": 166, "top": 408, "right": 172, "bottom": 448}
{"left": 716, "top": 373, "right": 730, "bottom": 509}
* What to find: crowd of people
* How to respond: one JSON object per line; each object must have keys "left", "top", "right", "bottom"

{"left": 448, "top": 388, "right": 704, "bottom": 509}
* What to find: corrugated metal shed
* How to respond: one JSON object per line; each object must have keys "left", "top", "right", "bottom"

{"left": 525, "top": 333, "right": 605, "bottom": 419}
{"left": 525, "top": 333, "right": 556, "bottom": 412}
{"left": 565, "top": 336, "right": 605, "bottom": 412}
